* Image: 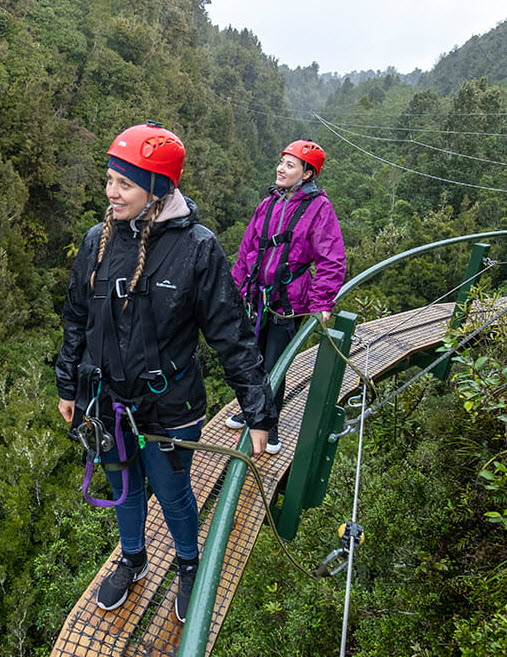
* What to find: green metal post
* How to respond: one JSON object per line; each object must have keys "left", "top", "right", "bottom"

{"left": 433, "top": 242, "right": 491, "bottom": 380}
{"left": 304, "top": 312, "right": 357, "bottom": 509}
{"left": 275, "top": 311, "right": 357, "bottom": 541}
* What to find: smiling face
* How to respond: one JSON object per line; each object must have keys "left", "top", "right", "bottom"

{"left": 276, "top": 154, "right": 314, "bottom": 192}
{"left": 275, "top": 154, "right": 306, "bottom": 190}
{"left": 106, "top": 168, "right": 150, "bottom": 220}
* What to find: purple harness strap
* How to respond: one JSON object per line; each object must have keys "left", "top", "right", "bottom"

{"left": 253, "top": 293, "right": 265, "bottom": 340}
{"left": 82, "top": 402, "right": 129, "bottom": 508}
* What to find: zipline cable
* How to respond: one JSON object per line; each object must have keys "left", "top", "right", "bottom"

{"left": 319, "top": 118, "right": 507, "bottom": 138}
{"left": 353, "top": 258, "right": 500, "bottom": 351}
{"left": 343, "top": 302, "right": 507, "bottom": 433}
{"left": 218, "top": 97, "right": 507, "bottom": 135}
{"left": 314, "top": 113, "right": 507, "bottom": 193}
{"left": 322, "top": 121, "right": 507, "bottom": 166}
{"left": 340, "top": 343, "right": 370, "bottom": 657}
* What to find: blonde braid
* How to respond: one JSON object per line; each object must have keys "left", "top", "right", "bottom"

{"left": 90, "top": 206, "right": 115, "bottom": 289}
{"left": 122, "top": 198, "right": 165, "bottom": 310}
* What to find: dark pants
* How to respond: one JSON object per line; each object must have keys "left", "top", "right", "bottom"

{"left": 257, "top": 314, "right": 301, "bottom": 421}
{"left": 102, "top": 421, "right": 202, "bottom": 559}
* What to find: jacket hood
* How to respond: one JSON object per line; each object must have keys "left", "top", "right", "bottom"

{"left": 126, "top": 192, "right": 199, "bottom": 236}
{"left": 166, "top": 194, "right": 199, "bottom": 228}
{"left": 269, "top": 179, "right": 321, "bottom": 201}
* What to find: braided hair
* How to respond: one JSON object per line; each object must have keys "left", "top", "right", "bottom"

{"left": 90, "top": 206, "right": 115, "bottom": 290}
{"left": 124, "top": 197, "right": 165, "bottom": 309}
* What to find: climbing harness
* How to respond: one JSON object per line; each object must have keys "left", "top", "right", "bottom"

{"left": 243, "top": 193, "right": 318, "bottom": 337}
{"left": 72, "top": 224, "right": 196, "bottom": 506}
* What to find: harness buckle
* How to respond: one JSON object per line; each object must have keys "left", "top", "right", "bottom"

{"left": 270, "top": 232, "right": 286, "bottom": 247}
{"left": 115, "top": 277, "right": 129, "bottom": 298}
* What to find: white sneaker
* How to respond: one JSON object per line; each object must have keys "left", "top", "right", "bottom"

{"left": 265, "top": 428, "right": 281, "bottom": 455}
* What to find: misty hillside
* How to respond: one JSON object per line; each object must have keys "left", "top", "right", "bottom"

{"left": 420, "top": 18, "right": 507, "bottom": 94}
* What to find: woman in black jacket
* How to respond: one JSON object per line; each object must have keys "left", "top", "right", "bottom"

{"left": 55, "top": 122, "right": 276, "bottom": 621}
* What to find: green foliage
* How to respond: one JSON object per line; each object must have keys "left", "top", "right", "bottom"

{"left": 440, "top": 291, "right": 507, "bottom": 537}
{"left": 454, "top": 606, "right": 507, "bottom": 657}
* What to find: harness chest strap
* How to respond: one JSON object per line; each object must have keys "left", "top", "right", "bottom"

{"left": 247, "top": 193, "right": 318, "bottom": 316}
{"left": 89, "top": 227, "right": 187, "bottom": 384}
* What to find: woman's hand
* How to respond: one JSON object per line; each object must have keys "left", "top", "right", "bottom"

{"left": 321, "top": 311, "right": 332, "bottom": 322}
{"left": 249, "top": 429, "right": 268, "bottom": 456}
{"left": 58, "top": 398, "right": 76, "bottom": 423}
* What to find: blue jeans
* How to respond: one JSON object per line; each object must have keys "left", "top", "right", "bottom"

{"left": 101, "top": 421, "right": 202, "bottom": 560}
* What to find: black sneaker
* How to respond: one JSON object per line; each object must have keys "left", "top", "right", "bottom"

{"left": 265, "top": 426, "right": 281, "bottom": 455}
{"left": 96, "top": 555, "right": 149, "bottom": 611}
{"left": 175, "top": 560, "right": 199, "bottom": 623}
{"left": 225, "top": 412, "right": 246, "bottom": 429}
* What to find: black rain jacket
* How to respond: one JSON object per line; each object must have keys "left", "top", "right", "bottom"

{"left": 55, "top": 196, "right": 277, "bottom": 431}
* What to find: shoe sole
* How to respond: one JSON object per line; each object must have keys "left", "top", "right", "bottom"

{"left": 225, "top": 418, "right": 246, "bottom": 429}
{"left": 265, "top": 442, "right": 281, "bottom": 455}
{"left": 96, "top": 562, "right": 149, "bottom": 611}
{"left": 174, "top": 598, "right": 186, "bottom": 623}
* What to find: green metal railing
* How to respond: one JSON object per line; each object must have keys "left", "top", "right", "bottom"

{"left": 178, "top": 229, "right": 506, "bottom": 657}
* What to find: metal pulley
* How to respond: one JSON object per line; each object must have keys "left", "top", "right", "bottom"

{"left": 77, "top": 416, "right": 115, "bottom": 457}
{"left": 314, "top": 521, "right": 365, "bottom": 577}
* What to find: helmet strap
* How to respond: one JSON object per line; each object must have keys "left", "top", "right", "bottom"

{"left": 288, "top": 178, "right": 304, "bottom": 194}
{"left": 127, "top": 173, "right": 176, "bottom": 236}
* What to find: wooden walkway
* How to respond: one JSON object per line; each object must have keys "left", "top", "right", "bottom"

{"left": 51, "top": 303, "right": 460, "bottom": 657}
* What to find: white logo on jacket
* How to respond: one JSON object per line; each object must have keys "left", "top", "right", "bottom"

{"left": 156, "top": 280, "right": 177, "bottom": 289}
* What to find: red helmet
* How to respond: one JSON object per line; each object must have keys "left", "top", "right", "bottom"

{"left": 107, "top": 122, "right": 186, "bottom": 186}
{"left": 281, "top": 140, "right": 326, "bottom": 176}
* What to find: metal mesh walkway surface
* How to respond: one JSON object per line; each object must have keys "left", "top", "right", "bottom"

{"left": 51, "top": 303, "right": 457, "bottom": 657}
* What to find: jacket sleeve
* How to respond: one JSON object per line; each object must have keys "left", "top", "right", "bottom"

{"left": 55, "top": 229, "right": 97, "bottom": 400}
{"left": 231, "top": 200, "right": 266, "bottom": 294}
{"left": 307, "top": 198, "right": 346, "bottom": 313}
{"left": 194, "top": 232, "right": 277, "bottom": 430}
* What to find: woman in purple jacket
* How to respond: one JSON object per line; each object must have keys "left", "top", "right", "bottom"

{"left": 225, "top": 140, "right": 346, "bottom": 454}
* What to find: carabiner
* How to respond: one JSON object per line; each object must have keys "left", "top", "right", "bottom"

{"left": 147, "top": 370, "right": 168, "bottom": 394}
{"left": 348, "top": 394, "right": 363, "bottom": 408}
{"left": 314, "top": 547, "right": 349, "bottom": 577}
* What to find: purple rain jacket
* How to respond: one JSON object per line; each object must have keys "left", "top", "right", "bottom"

{"left": 232, "top": 182, "right": 346, "bottom": 314}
